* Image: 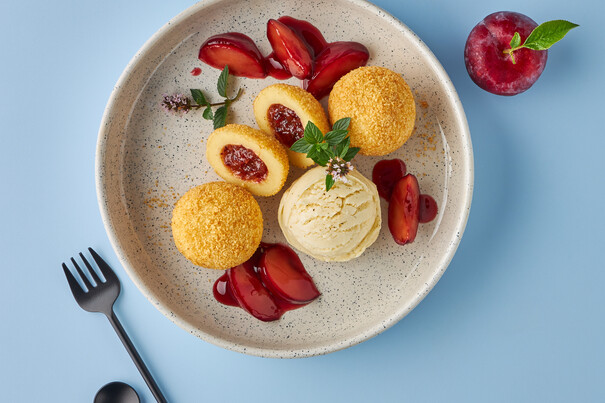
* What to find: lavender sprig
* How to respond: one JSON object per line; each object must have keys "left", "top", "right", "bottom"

{"left": 290, "top": 118, "right": 360, "bottom": 191}
{"left": 160, "top": 65, "right": 243, "bottom": 129}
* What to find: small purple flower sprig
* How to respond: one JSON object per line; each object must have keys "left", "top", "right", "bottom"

{"left": 161, "top": 66, "right": 243, "bottom": 129}
{"left": 290, "top": 117, "right": 360, "bottom": 191}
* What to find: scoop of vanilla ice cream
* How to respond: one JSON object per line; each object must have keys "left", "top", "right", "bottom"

{"left": 278, "top": 166, "right": 381, "bottom": 262}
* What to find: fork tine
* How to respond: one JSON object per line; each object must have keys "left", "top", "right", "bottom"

{"left": 88, "top": 247, "right": 117, "bottom": 282}
{"left": 62, "top": 263, "right": 85, "bottom": 298}
{"left": 71, "top": 257, "right": 93, "bottom": 290}
{"left": 80, "top": 252, "right": 102, "bottom": 284}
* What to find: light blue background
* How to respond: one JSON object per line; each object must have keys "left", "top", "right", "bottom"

{"left": 1, "top": 0, "right": 603, "bottom": 402}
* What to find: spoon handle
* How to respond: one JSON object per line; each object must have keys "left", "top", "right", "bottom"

{"left": 107, "top": 311, "right": 168, "bottom": 403}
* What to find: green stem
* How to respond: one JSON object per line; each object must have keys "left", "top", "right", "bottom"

{"left": 503, "top": 46, "right": 525, "bottom": 64}
{"left": 193, "top": 87, "right": 244, "bottom": 108}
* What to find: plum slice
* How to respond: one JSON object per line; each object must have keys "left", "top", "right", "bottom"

{"left": 228, "top": 261, "right": 283, "bottom": 322}
{"left": 265, "top": 52, "right": 292, "bottom": 80}
{"left": 388, "top": 174, "right": 420, "bottom": 245}
{"left": 304, "top": 41, "right": 369, "bottom": 99}
{"left": 198, "top": 32, "right": 267, "bottom": 79}
{"left": 213, "top": 272, "right": 239, "bottom": 307}
{"left": 259, "top": 244, "right": 320, "bottom": 304}
{"left": 418, "top": 194, "right": 438, "bottom": 223}
{"left": 267, "top": 19, "right": 313, "bottom": 79}
{"left": 277, "top": 16, "right": 327, "bottom": 57}
{"left": 372, "top": 159, "right": 407, "bottom": 200}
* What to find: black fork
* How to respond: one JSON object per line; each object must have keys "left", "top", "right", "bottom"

{"left": 62, "top": 247, "right": 167, "bottom": 403}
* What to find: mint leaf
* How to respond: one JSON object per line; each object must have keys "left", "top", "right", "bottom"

{"left": 213, "top": 106, "right": 227, "bottom": 129}
{"left": 217, "top": 66, "right": 229, "bottom": 97}
{"left": 190, "top": 89, "right": 208, "bottom": 106}
{"left": 315, "top": 149, "right": 332, "bottom": 166}
{"left": 307, "top": 145, "right": 320, "bottom": 160}
{"left": 334, "top": 137, "right": 351, "bottom": 159}
{"left": 303, "top": 121, "right": 324, "bottom": 144}
{"left": 325, "top": 175, "right": 335, "bottom": 192}
{"left": 335, "top": 139, "right": 346, "bottom": 157}
{"left": 291, "top": 138, "right": 313, "bottom": 153}
{"left": 324, "top": 129, "right": 348, "bottom": 146}
{"left": 523, "top": 20, "right": 579, "bottom": 51}
{"left": 343, "top": 147, "right": 360, "bottom": 161}
{"left": 202, "top": 106, "right": 213, "bottom": 120}
{"left": 509, "top": 32, "right": 521, "bottom": 49}
{"left": 332, "top": 117, "right": 351, "bottom": 131}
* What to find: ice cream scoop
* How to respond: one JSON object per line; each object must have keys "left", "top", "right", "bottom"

{"left": 278, "top": 166, "right": 381, "bottom": 262}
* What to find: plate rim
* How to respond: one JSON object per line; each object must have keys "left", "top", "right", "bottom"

{"left": 95, "top": 0, "right": 474, "bottom": 358}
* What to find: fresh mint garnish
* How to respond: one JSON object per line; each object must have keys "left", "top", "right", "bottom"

{"left": 213, "top": 105, "right": 227, "bottom": 129}
{"left": 332, "top": 117, "right": 351, "bottom": 131}
{"left": 290, "top": 118, "right": 360, "bottom": 191}
{"left": 325, "top": 174, "right": 335, "bottom": 192}
{"left": 217, "top": 66, "right": 229, "bottom": 97}
{"left": 190, "top": 89, "right": 207, "bottom": 106}
{"left": 160, "top": 65, "right": 243, "bottom": 129}
{"left": 504, "top": 20, "right": 579, "bottom": 64}
{"left": 202, "top": 105, "right": 213, "bottom": 120}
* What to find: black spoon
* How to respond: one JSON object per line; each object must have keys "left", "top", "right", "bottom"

{"left": 94, "top": 382, "right": 140, "bottom": 403}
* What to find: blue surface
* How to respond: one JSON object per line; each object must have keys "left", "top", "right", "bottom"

{"left": 1, "top": 0, "right": 603, "bottom": 402}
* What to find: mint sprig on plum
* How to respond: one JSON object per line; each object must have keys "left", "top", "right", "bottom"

{"left": 160, "top": 66, "right": 243, "bottom": 129}
{"left": 290, "top": 118, "right": 360, "bottom": 191}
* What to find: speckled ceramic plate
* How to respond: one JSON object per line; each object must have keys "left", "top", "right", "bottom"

{"left": 96, "top": 0, "right": 473, "bottom": 358}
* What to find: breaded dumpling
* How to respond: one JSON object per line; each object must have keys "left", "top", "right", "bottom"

{"left": 254, "top": 84, "right": 330, "bottom": 168}
{"left": 206, "top": 124, "right": 289, "bottom": 197}
{"left": 328, "top": 66, "right": 416, "bottom": 156}
{"left": 171, "top": 182, "right": 263, "bottom": 269}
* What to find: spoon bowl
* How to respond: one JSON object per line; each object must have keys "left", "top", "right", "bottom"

{"left": 94, "top": 381, "right": 140, "bottom": 403}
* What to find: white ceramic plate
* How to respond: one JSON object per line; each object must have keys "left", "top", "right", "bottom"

{"left": 96, "top": 0, "right": 473, "bottom": 358}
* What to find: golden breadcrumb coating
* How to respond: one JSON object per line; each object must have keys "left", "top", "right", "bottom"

{"left": 171, "top": 182, "right": 263, "bottom": 269}
{"left": 254, "top": 84, "right": 330, "bottom": 168}
{"left": 206, "top": 124, "right": 289, "bottom": 197}
{"left": 328, "top": 66, "right": 416, "bottom": 156}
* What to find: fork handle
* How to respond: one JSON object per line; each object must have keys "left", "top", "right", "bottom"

{"left": 106, "top": 311, "right": 168, "bottom": 403}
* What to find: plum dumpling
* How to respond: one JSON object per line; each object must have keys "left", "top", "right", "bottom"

{"left": 206, "top": 124, "right": 289, "bottom": 197}
{"left": 253, "top": 84, "right": 330, "bottom": 169}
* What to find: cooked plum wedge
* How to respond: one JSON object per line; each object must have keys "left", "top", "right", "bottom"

{"left": 265, "top": 52, "right": 292, "bottom": 80}
{"left": 198, "top": 32, "right": 267, "bottom": 78}
{"left": 418, "top": 194, "right": 438, "bottom": 223}
{"left": 388, "top": 174, "right": 420, "bottom": 245}
{"left": 259, "top": 243, "right": 321, "bottom": 304}
{"left": 267, "top": 19, "right": 314, "bottom": 79}
{"left": 372, "top": 158, "right": 407, "bottom": 200}
{"left": 197, "top": 18, "right": 370, "bottom": 99}
{"left": 277, "top": 16, "right": 327, "bottom": 57}
{"left": 213, "top": 242, "right": 320, "bottom": 321}
{"left": 373, "top": 160, "right": 439, "bottom": 245}
{"left": 304, "top": 41, "right": 370, "bottom": 99}
{"left": 228, "top": 261, "right": 283, "bottom": 322}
